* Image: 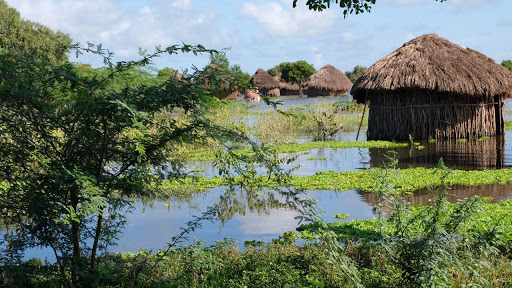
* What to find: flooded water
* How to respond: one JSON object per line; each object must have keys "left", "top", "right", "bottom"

{"left": 15, "top": 96, "right": 512, "bottom": 261}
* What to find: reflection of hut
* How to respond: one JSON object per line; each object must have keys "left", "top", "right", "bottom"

{"left": 200, "top": 65, "right": 238, "bottom": 100}
{"left": 303, "top": 65, "right": 353, "bottom": 97}
{"left": 369, "top": 136, "right": 505, "bottom": 170}
{"left": 352, "top": 34, "right": 512, "bottom": 140}
{"left": 250, "top": 68, "right": 280, "bottom": 97}
{"left": 274, "top": 74, "right": 300, "bottom": 95}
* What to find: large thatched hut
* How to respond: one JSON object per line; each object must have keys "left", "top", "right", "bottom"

{"left": 200, "top": 64, "right": 238, "bottom": 100}
{"left": 303, "top": 65, "right": 353, "bottom": 97}
{"left": 273, "top": 74, "right": 300, "bottom": 95}
{"left": 251, "top": 68, "right": 280, "bottom": 97}
{"left": 352, "top": 34, "right": 512, "bottom": 140}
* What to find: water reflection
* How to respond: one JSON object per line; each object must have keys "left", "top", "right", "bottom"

{"left": 369, "top": 135, "right": 509, "bottom": 170}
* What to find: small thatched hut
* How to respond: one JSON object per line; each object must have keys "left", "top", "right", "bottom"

{"left": 273, "top": 74, "right": 300, "bottom": 95}
{"left": 251, "top": 68, "right": 280, "bottom": 97}
{"left": 200, "top": 65, "right": 238, "bottom": 100}
{"left": 303, "top": 65, "right": 353, "bottom": 97}
{"left": 352, "top": 33, "right": 512, "bottom": 140}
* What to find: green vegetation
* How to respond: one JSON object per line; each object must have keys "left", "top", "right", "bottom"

{"left": 506, "top": 120, "right": 512, "bottom": 130}
{"left": 183, "top": 140, "right": 406, "bottom": 161}
{"left": 502, "top": 59, "right": 512, "bottom": 72}
{"left": 280, "top": 60, "right": 317, "bottom": 97}
{"left": 344, "top": 65, "right": 367, "bottom": 83}
{"left": 208, "top": 52, "right": 251, "bottom": 93}
{"left": 161, "top": 166, "right": 512, "bottom": 195}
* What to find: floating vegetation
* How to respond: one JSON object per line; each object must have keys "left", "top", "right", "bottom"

{"left": 306, "top": 157, "right": 326, "bottom": 160}
{"left": 183, "top": 140, "right": 408, "bottom": 161}
{"left": 478, "top": 136, "right": 491, "bottom": 141}
{"left": 161, "top": 167, "right": 512, "bottom": 196}
{"left": 458, "top": 138, "right": 468, "bottom": 143}
{"left": 428, "top": 139, "right": 437, "bottom": 143}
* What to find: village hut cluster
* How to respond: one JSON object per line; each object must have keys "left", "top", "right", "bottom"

{"left": 351, "top": 33, "right": 512, "bottom": 140}
{"left": 201, "top": 33, "right": 512, "bottom": 141}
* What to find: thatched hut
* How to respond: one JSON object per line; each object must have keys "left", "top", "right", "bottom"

{"left": 352, "top": 33, "right": 512, "bottom": 140}
{"left": 200, "top": 65, "right": 238, "bottom": 100}
{"left": 303, "top": 65, "right": 353, "bottom": 97}
{"left": 273, "top": 74, "right": 300, "bottom": 95}
{"left": 250, "top": 68, "right": 280, "bottom": 97}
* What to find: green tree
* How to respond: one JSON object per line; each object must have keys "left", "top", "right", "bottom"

{"left": 267, "top": 62, "right": 292, "bottom": 77}
{"left": 501, "top": 60, "right": 512, "bottom": 72}
{"left": 293, "top": 0, "right": 445, "bottom": 16}
{"left": 280, "top": 61, "right": 316, "bottom": 97}
{"left": 207, "top": 52, "right": 251, "bottom": 93}
{"left": 345, "top": 65, "right": 367, "bottom": 83}
{"left": 0, "top": 43, "right": 285, "bottom": 285}
{"left": 0, "top": 0, "right": 71, "bottom": 62}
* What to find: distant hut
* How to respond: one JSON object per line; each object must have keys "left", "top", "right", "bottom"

{"left": 303, "top": 65, "right": 353, "bottom": 97}
{"left": 200, "top": 64, "right": 238, "bottom": 100}
{"left": 250, "top": 68, "right": 280, "bottom": 97}
{"left": 273, "top": 74, "right": 300, "bottom": 96}
{"left": 352, "top": 33, "right": 512, "bottom": 140}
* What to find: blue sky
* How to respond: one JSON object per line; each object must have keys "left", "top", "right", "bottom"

{"left": 7, "top": 0, "right": 512, "bottom": 75}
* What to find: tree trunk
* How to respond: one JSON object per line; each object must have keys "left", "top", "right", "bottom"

{"left": 90, "top": 211, "right": 103, "bottom": 268}
{"left": 299, "top": 80, "right": 304, "bottom": 97}
{"left": 70, "top": 187, "right": 82, "bottom": 283}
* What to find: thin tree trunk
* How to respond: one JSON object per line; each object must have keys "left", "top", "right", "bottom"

{"left": 70, "top": 187, "right": 81, "bottom": 283}
{"left": 90, "top": 211, "right": 103, "bottom": 268}
{"left": 299, "top": 80, "right": 303, "bottom": 97}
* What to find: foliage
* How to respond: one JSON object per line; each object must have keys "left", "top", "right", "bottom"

{"left": 280, "top": 61, "right": 316, "bottom": 97}
{"left": 0, "top": 41, "right": 291, "bottom": 285}
{"left": 501, "top": 60, "right": 512, "bottom": 72}
{"left": 267, "top": 61, "right": 292, "bottom": 77}
{"left": 344, "top": 65, "right": 367, "bottom": 83}
{"left": 294, "top": 0, "right": 446, "bottom": 16}
{"left": 160, "top": 166, "right": 512, "bottom": 196}
{"left": 0, "top": 0, "right": 71, "bottom": 62}
{"left": 208, "top": 52, "right": 252, "bottom": 93}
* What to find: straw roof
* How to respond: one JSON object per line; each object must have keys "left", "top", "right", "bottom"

{"left": 303, "top": 65, "right": 353, "bottom": 91}
{"left": 352, "top": 33, "right": 512, "bottom": 102}
{"left": 273, "top": 74, "right": 299, "bottom": 90}
{"left": 251, "top": 68, "right": 280, "bottom": 89}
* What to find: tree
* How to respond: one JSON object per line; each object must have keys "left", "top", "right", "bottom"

{"left": 207, "top": 52, "right": 251, "bottom": 93}
{"left": 280, "top": 61, "right": 316, "bottom": 97}
{"left": 293, "top": 0, "right": 445, "bottom": 16}
{"left": 502, "top": 60, "right": 512, "bottom": 72}
{"left": 0, "top": 0, "right": 71, "bottom": 62}
{"left": 345, "top": 65, "right": 367, "bottom": 83}
{"left": 267, "top": 62, "right": 292, "bottom": 77}
{"left": 0, "top": 40, "right": 288, "bottom": 285}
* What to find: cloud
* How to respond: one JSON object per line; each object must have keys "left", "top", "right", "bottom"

{"left": 240, "top": 1, "right": 337, "bottom": 37}
{"left": 7, "top": 0, "right": 238, "bottom": 66}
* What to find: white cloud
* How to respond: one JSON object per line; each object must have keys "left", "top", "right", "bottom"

{"left": 240, "top": 1, "right": 337, "bottom": 37}
{"left": 6, "top": 0, "right": 237, "bottom": 66}
{"left": 311, "top": 46, "right": 325, "bottom": 68}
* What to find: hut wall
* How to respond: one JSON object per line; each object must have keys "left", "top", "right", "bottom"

{"left": 306, "top": 88, "right": 348, "bottom": 97}
{"left": 367, "top": 92, "right": 502, "bottom": 140}
{"left": 280, "top": 88, "right": 299, "bottom": 96}
{"left": 263, "top": 87, "right": 280, "bottom": 97}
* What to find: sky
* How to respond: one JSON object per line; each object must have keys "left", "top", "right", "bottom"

{"left": 7, "top": 0, "right": 512, "bottom": 75}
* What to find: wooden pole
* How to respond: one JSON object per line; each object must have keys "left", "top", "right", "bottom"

{"left": 356, "top": 91, "right": 368, "bottom": 141}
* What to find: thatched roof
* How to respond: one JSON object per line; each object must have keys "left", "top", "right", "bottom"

{"left": 303, "top": 65, "right": 353, "bottom": 91}
{"left": 352, "top": 33, "right": 512, "bottom": 101}
{"left": 251, "top": 68, "right": 280, "bottom": 89}
{"left": 273, "top": 74, "right": 299, "bottom": 90}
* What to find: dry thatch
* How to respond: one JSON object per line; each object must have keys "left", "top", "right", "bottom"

{"left": 303, "top": 64, "right": 353, "bottom": 97}
{"left": 352, "top": 34, "right": 512, "bottom": 101}
{"left": 273, "top": 74, "right": 300, "bottom": 95}
{"left": 350, "top": 33, "right": 512, "bottom": 140}
{"left": 200, "top": 64, "right": 238, "bottom": 100}
{"left": 251, "top": 68, "right": 281, "bottom": 96}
